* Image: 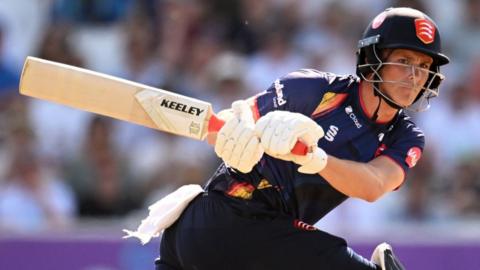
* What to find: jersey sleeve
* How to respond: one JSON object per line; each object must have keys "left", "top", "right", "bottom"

{"left": 253, "top": 69, "right": 333, "bottom": 117}
{"left": 380, "top": 118, "right": 425, "bottom": 177}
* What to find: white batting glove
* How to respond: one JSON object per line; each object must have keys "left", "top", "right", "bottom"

{"left": 214, "top": 100, "right": 264, "bottom": 173}
{"left": 255, "top": 110, "right": 328, "bottom": 174}
{"left": 286, "top": 147, "right": 328, "bottom": 174}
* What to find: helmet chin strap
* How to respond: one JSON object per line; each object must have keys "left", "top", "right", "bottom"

{"left": 371, "top": 82, "right": 403, "bottom": 121}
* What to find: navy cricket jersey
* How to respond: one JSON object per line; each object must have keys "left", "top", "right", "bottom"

{"left": 206, "top": 69, "right": 425, "bottom": 224}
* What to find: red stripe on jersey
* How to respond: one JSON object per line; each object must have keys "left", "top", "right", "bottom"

{"left": 311, "top": 93, "right": 348, "bottom": 118}
{"left": 250, "top": 97, "right": 261, "bottom": 121}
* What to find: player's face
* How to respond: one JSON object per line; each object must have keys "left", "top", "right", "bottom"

{"left": 379, "top": 49, "right": 433, "bottom": 107}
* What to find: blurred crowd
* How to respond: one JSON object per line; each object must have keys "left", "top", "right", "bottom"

{"left": 0, "top": 0, "right": 479, "bottom": 237}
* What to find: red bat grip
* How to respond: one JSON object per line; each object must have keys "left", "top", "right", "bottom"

{"left": 208, "top": 114, "right": 308, "bottom": 156}
{"left": 207, "top": 113, "right": 226, "bottom": 134}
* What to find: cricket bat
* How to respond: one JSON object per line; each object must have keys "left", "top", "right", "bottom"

{"left": 19, "top": 56, "right": 308, "bottom": 155}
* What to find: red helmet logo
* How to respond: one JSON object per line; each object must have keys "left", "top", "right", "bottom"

{"left": 415, "top": 18, "right": 435, "bottom": 44}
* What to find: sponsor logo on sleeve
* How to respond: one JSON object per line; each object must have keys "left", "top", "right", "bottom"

{"left": 405, "top": 147, "right": 422, "bottom": 168}
{"left": 273, "top": 79, "right": 287, "bottom": 107}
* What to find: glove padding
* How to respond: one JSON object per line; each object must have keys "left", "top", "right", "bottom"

{"left": 214, "top": 100, "right": 264, "bottom": 173}
{"left": 275, "top": 146, "right": 328, "bottom": 174}
{"left": 255, "top": 110, "right": 327, "bottom": 174}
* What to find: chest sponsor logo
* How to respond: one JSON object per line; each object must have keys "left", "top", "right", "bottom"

{"left": 273, "top": 79, "right": 287, "bottom": 107}
{"left": 405, "top": 147, "right": 422, "bottom": 168}
{"left": 324, "top": 125, "right": 339, "bottom": 142}
{"left": 345, "top": 106, "right": 362, "bottom": 129}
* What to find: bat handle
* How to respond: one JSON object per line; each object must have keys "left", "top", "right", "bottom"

{"left": 207, "top": 113, "right": 225, "bottom": 134}
{"left": 208, "top": 114, "right": 308, "bottom": 156}
{"left": 290, "top": 141, "right": 309, "bottom": 156}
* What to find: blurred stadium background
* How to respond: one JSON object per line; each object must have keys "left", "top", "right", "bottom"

{"left": 0, "top": 0, "right": 479, "bottom": 269}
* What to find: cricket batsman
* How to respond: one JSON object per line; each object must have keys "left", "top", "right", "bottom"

{"left": 126, "top": 7, "right": 449, "bottom": 270}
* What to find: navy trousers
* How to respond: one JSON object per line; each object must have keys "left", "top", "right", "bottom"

{"left": 156, "top": 192, "right": 378, "bottom": 270}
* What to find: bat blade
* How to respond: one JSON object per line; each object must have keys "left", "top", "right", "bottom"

{"left": 19, "top": 56, "right": 308, "bottom": 155}
{"left": 134, "top": 89, "right": 214, "bottom": 140}
{"left": 19, "top": 56, "right": 214, "bottom": 140}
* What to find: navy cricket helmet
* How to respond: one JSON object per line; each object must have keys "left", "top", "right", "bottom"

{"left": 356, "top": 7, "right": 450, "bottom": 111}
